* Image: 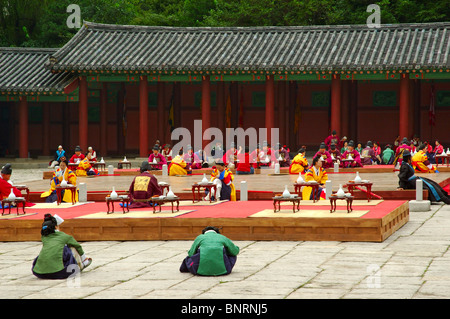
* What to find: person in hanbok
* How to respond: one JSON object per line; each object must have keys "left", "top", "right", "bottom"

{"left": 434, "top": 140, "right": 445, "bottom": 165}
{"left": 259, "top": 142, "right": 275, "bottom": 167}
{"left": 50, "top": 145, "right": 66, "bottom": 168}
{"left": 289, "top": 148, "right": 309, "bottom": 174}
{"left": 0, "top": 163, "right": 22, "bottom": 200}
{"left": 412, "top": 144, "right": 437, "bottom": 173}
{"left": 340, "top": 141, "right": 363, "bottom": 168}
{"left": 204, "top": 161, "right": 236, "bottom": 201}
{"left": 32, "top": 214, "right": 92, "bottom": 279}
{"left": 274, "top": 143, "right": 291, "bottom": 167}
{"left": 69, "top": 145, "right": 85, "bottom": 164}
{"left": 183, "top": 145, "right": 202, "bottom": 170}
{"left": 236, "top": 146, "right": 255, "bottom": 175}
{"left": 328, "top": 143, "right": 341, "bottom": 166}
{"left": 75, "top": 152, "right": 98, "bottom": 176}
{"left": 398, "top": 151, "right": 450, "bottom": 204}
{"left": 382, "top": 145, "right": 395, "bottom": 165}
{"left": 148, "top": 145, "right": 167, "bottom": 170}
{"left": 128, "top": 161, "right": 163, "bottom": 209}
{"left": 169, "top": 150, "right": 188, "bottom": 176}
{"left": 361, "top": 141, "right": 378, "bottom": 165}
{"left": 222, "top": 143, "right": 240, "bottom": 168}
{"left": 179, "top": 226, "right": 239, "bottom": 276}
{"left": 249, "top": 143, "right": 263, "bottom": 168}
{"left": 393, "top": 138, "right": 412, "bottom": 167}
{"left": 87, "top": 146, "right": 97, "bottom": 162}
{"left": 302, "top": 156, "right": 328, "bottom": 200}
{"left": 314, "top": 143, "right": 333, "bottom": 169}
{"left": 161, "top": 144, "right": 173, "bottom": 162}
{"left": 324, "top": 130, "right": 341, "bottom": 150}
{"left": 41, "top": 157, "right": 78, "bottom": 203}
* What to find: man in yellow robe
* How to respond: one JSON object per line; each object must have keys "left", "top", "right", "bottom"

{"left": 41, "top": 157, "right": 78, "bottom": 203}
{"left": 412, "top": 144, "right": 437, "bottom": 173}
{"left": 289, "top": 148, "right": 309, "bottom": 174}
{"left": 302, "top": 156, "right": 328, "bottom": 200}
{"left": 169, "top": 150, "right": 188, "bottom": 176}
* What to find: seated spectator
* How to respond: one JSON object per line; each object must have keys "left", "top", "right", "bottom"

{"left": 87, "top": 146, "right": 97, "bottom": 162}
{"left": 183, "top": 145, "right": 202, "bottom": 169}
{"left": 162, "top": 144, "right": 173, "bottom": 162}
{"left": 412, "top": 144, "right": 437, "bottom": 173}
{"left": 274, "top": 143, "right": 291, "bottom": 167}
{"left": 341, "top": 140, "right": 363, "bottom": 168}
{"left": 382, "top": 145, "right": 395, "bottom": 165}
{"left": 361, "top": 141, "right": 378, "bottom": 165}
{"left": 32, "top": 214, "right": 92, "bottom": 279}
{"left": 314, "top": 143, "right": 333, "bottom": 169}
{"left": 179, "top": 226, "right": 239, "bottom": 276}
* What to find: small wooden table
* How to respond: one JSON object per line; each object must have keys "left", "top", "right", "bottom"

{"left": 345, "top": 181, "right": 373, "bottom": 202}
{"left": 158, "top": 183, "right": 170, "bottom": 194}
{"left": 14, "top": 185, "right": 30, "bottom": 202}
{"left": 105, "top": 195, "right": 130, "bottom": 214}
{"left": 150, "top": 196, "right": 180, "bottom": 213}
{"left": 272, "top": 196, "right": 301, "bottom": 213}
{"left": 55, "top": 185, "right": 77, "bottom": 205}
{"left": 192, "top": 183, "right": 217, "bottom": 203}
{"left": 294, "top": 181, "right": 320, "bottom": 202}
{"left": 1, "top": 197, "right": 26, "bottom": 216}
{"left": 329, "top": 194, "right": 354, "bottom": 213}
{"left": 92, "top": 162, "right": 106, "bottom": 171}
{"left": 118, "top": 161, "right": 131, "bottom": 169}
{"left": 341, "top": 158, "right": 356, "bottom": 168}
{"left": 436, "top": 154, "right": 450, "bottom": 167}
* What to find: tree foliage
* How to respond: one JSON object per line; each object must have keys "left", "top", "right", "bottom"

{"left": 1, "top": 0, "right": 448, "bottom": 48}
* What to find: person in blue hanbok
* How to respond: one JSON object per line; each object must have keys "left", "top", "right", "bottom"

{"left": 397, "top": 151, "right": 450, "bottom": 204}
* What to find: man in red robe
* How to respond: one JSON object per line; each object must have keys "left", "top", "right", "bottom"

{"left": 128, "top": 162, "right": 163, "bottom": 209}
{"left": 0, "top": 163, "right": 21, "bottom": 200}
{"left": 69, "top": 146, "right": 85, "bottom": 164}
{"left": 324, "top": 130, "right": 341, "bottom": 150}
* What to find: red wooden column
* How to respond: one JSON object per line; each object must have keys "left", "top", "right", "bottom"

{"left": 78, "top": 76, "right": 88, "bottom": 152}
{"left": 139, "top": 76, "right": 149, "bottom": 157}
{"left": 265, "top": 75, "right": 275, "bottom": 143}
{"left": 278, "top": 81, "right": 286, "bottom": 144}
{"left": 217, "top": 81, "right": 225, "bottom": 135}
{"left": 18, "top": 96, "right": 28, "bottom": 158}
{"left": 157, "top": 82, "right": 165, "bottom": 142}
{"left": 42, "top": 102, "right": 50, "bottom": 156}
{"left": 100, "top": 83, "right": 108, "bottom": 156}
{"left": 202, "top": 75, "right": 211, "bottom": 150}
{"left": 399, "top": 74, "right": 410, "bottom": 139}
{"left": 330, "top": 74, "right": 341, "bottom": 134}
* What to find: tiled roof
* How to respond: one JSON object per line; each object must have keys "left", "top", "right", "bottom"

{"left": 0, "top": 47, "right": 77, "bottom": 94}
{"left": 47, "top": 21, "right": 450, "bottom": 73}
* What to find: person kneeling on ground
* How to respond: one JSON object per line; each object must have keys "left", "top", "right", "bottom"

{"left": 236, "top": 146, "right": 255, "bottom": 175}
{"left": 180, "top": 226, "right": 239, "bottom": 276}
{"left": 32, "top": 214, "right": 92, "bottom": 279}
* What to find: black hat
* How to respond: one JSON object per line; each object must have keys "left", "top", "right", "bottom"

{"left": 403, "top": 150, "right": 411, "bottom": 159}
{"left": 1, "top": 163, "right": 12, "bottom": 175}
{"left": 366, "top": 141, "right": 373, "bottom": 148}
{"left": 75, "top": 145, "right": 82, "bottom": 152}
{"left": 348, "top": 140, "right": 355, "bottom": 147}
{"left": 152, "top": 145, "right": 160, "bottom": 151}
{"left": 140, "top": 161, "right": 150, "bottom": 172}
{"left": 215, "top": 160, "right": 226, "bottom": 166}
{"left": 319, "top": 143, "right": 326, "bottom": 149}
{"left": 330, "top": 143, "right": 336, "bottom": 150}
{"left": 332, "top": 130, "right": 337, "bottom": 135}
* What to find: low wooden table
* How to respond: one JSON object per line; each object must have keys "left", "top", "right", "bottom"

{"left": 272, "top": 196, "right": 301, "bottom": 213}
{"left": 192, "top": 183, "right": 217, "bottom": 203}
{"left": 436, "top": 154, "right": 450, "bottom": 167}
{"left": 158, "top": 183, "right": 170, "bottom": 194}
{"left": 341, "top": 158, "right": 356, "bottom": 168}
{"left": 105, "top": 195, "right": 130, "bottom": 214}
{"left": 329, "top": 194, "right": 354, "bottom": 213}
{"left": 1, "top": 197, "right": 26, "bottom": 216}
{"left": 55, "top": 185, "right": 77, "bottom": 205}
{"left": 150, "top": 196, "right": 180, "bottom": 213}
{"left": 294, "top": 181, "right": 320, "bottom": 202}
{"left": 92, "top": 162, "right": 106, "bottom": 171}
{"left": 14, "top": 185, "right": 30, "bottom": 202}
{"left": 118, "top": 161, "right": 131, "bottom": 169}
{"left": 345, "top": 181, "right": 373, "bottom": 202}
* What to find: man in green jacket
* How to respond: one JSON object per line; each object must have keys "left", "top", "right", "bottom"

{"left": 180, "top": 226, "right": 239, "bottom": 276}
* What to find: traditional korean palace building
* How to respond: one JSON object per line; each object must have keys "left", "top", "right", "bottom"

{"left": 1, "top": 21, "right": 449, "bottom": 158}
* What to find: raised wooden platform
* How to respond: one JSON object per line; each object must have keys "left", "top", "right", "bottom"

{"left": 0, "top": 200, "right": 409, "bottom": 243}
